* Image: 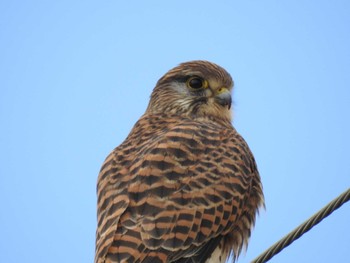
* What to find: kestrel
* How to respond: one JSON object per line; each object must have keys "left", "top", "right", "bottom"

{"left": 95, "top": 61, "right": 264, "bottom": 263}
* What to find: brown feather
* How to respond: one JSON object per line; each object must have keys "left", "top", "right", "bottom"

{"left": 95, "top": 61, "right": 264, "bottom": 263}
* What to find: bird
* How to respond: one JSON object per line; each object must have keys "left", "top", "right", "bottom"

{"left": 95, "top": 60, "right": 264, "bottom": 263}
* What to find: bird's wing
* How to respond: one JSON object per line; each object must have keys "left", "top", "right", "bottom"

{"left": 95, "top": 117, "right": 263, "bottom": 262}
{"left": 95, "top": 147, "right": 130, "bottom": 263}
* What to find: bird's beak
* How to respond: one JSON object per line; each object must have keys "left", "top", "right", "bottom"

{"left": 215, "top": 87, "right": 232, "bottom": 109}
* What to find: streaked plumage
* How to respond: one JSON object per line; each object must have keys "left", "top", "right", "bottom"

{"left": 95, "top": 61, "right": 264, "bottom": 263}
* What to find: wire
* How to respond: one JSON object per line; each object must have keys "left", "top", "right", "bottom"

{"left": 251, "top": 188, "right": 350, "bottom": 263}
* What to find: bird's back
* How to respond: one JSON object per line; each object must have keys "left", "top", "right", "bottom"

{"left": 95, "top": 113, "right": 263, "bottom": 263}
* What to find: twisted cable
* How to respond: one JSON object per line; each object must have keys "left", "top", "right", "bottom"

{"left": 251, "top": 188, "right": 350, "bottom": 263}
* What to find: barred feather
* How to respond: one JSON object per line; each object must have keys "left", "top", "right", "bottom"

{"left": 95, "top": 61, "right": 264, "bottom": 263}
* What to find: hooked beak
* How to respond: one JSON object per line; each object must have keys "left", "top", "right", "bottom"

{"left": 215, "top": 87, "right": 232, "bottom": 109}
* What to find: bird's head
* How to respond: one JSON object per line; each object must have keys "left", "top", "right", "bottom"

{"left": 146, "top": 60, "right": 234, "bottom": 123}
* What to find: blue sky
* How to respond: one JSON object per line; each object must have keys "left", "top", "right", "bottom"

{"left": 1, "top": 1, "right": 349, "bottom": 262}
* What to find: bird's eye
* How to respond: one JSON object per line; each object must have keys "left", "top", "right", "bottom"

{"left": 187, "top": 77, "right": 207, "bottom": 89}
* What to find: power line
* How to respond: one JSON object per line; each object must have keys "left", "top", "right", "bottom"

{"left": 251, "top": 188, "right": 350, "bottom": 263}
